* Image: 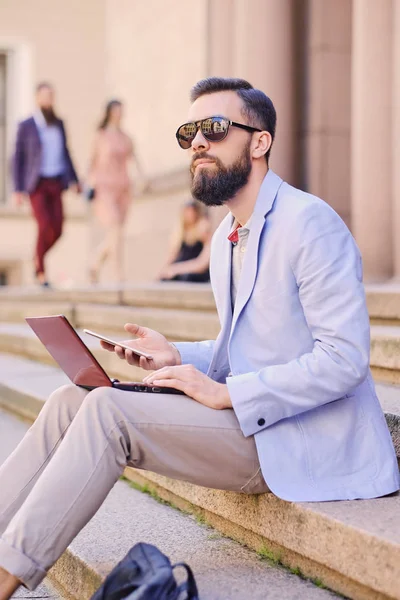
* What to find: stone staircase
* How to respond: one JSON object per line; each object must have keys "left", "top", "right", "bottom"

{"left": 0, "top": 282, "right": 399, "bottom": 600}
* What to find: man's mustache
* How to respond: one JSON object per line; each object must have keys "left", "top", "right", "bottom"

{"left": 190, "top": 153, "right": 219, "bottom": 172}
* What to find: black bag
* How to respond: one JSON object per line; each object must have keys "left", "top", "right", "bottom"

{"left": 90, "top": 542, "right": 199, "bottom": 600}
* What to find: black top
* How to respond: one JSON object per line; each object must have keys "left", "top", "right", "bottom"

{"left": 175, "top": 240, "right": 204, "bottom": 263}
{"left": 172, "top": 240, "right": 210, "bottom": 283}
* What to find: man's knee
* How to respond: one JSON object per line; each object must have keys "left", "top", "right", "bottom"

{"left": 78, "top": 387, "right": 130, "bottom": 459}
{"left": 81, "top": 387, "right": 121, "bottom": 419}
{"left": 43, "top": 383, "right": 88, "bottom": 419}
{"left": 80, "top": 387, "right": 134, "bottom": 432}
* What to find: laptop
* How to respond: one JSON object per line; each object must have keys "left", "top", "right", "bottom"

{"left": 25, "top": 314, "right": 184, "bottom": 394}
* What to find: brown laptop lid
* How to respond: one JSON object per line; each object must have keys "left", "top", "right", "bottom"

{"left": 26, "top": 315, "right": 112, "bottom": 389}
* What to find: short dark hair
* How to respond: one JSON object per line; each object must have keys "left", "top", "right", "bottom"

{"left": 36, "top": 81, "right": 53, "bottom": 93}
{"left": 190, "top": 77, "right": 276, "bottom": 164}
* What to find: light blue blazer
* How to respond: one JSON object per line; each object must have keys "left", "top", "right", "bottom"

{"left": 175, "top": 170, "right": 400, "bottom": 502}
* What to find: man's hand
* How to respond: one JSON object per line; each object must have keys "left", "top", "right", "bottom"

{"left": 69, "top": 182, "right": 82, "bottom": 194}
{"left": 143, "top": 364, "right": 232, "bottom": 410}
{"left": 12, "top": 192, "right": 28, "bottom": 207}
{"left": 100, "top": 322, "right": 181, "bottom": 371}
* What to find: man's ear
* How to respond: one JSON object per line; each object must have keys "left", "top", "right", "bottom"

{"left": 251, "top": 131, "right": 272, "bottom": 159}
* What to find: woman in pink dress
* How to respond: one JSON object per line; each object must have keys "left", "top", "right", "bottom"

{"left": 87, "top": 100, "right": 142, "bottom": 283}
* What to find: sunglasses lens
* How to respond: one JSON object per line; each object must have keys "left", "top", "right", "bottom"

{"left": 202, "top": 117, "right": 228, "bottom": 142}
{"left": 176, "top": 117, "right": 229, "bottom": 149}
{"left": 177, "top": 123, "right": 197, "bottom": 149}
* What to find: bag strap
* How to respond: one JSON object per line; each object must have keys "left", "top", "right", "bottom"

{"left": 172, "top": 562, "right": 199, "bottom": 599}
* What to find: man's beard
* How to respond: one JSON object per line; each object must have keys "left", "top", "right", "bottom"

{"left": 190, "top": 142, "right": 252, "bottom": 207}
{"left": 40, "top": 107, "right": 57, "bottom": 125}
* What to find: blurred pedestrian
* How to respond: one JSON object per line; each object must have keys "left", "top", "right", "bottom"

{"left": 12, "top": 82, "right": 80, "bottom": 287}
{"left": 86, "top": 99, "right": 144, "bottom": 284}
{"left": 158, "top": 200, "right": 211, "bottom": 282}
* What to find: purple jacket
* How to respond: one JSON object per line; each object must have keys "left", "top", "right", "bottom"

{"left": 12, "top": 117, "right": 78, "bottom": 193}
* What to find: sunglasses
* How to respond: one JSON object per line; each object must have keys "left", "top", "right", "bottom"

{"left": 176, "top": 116, "right": 262, "bottom": 149}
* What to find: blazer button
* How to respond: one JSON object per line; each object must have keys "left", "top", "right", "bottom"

{"left": 257, "top": 418, "right": 265, "bottom": 427}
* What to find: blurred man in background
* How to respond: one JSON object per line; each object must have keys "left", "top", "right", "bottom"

{"left": 12, "top": 82, "right": 79, "bottom": 287}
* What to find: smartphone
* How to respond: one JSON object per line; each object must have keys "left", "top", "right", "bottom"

{"left": 83, "top": 329, "right": 153, "bottom": 360}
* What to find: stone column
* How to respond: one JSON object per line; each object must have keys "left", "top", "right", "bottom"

{"left": 393, "top": 0, "right": 400, "bottom": 278}
{"left": 232, "top": 0, "right": 296, "bottom": 185}
{"left": 0, "top": 55, "right": 6, "bottom": 204}
{"left": 351, "top": 0, "right": 393, "bottom": 281}
{"left": 207, "top": 0, "right": 234, "bottom": 77}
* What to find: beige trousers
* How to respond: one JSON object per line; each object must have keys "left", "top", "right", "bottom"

{"left": 0, "top": 384, "right": 267, "bottom": 589}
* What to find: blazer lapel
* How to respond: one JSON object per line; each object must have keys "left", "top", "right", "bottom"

{"left": 230, "top": 170, "right": 283, "bottom": 334}
{"left": 207, "top": 213, "right": 234, "bottom": 376}
{"left": 28, "top": 117, "right": 42, "bottom": 154}
{"left": 212, "top": 213, "right": 234, "bottom": 329}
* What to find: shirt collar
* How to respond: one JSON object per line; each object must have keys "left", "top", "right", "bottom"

{"left": 227, "top": 215, "right": 252, "bottom": 243}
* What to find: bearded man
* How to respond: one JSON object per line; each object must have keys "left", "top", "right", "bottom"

{"left": 12, "top": 82, "right": 80, "bottom": 287}
{"left": 0, "top": 77, "right": 398, "bottom": 598}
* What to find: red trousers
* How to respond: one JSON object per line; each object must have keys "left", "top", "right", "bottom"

{"left": 30, "top": 177, "right": 64, "bottom": 275}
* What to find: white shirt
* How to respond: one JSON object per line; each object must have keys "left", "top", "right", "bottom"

{"left": 33, "top": 110, "right": 65, "bottom": 177}
{"left": 231, "top": 218, "right": 251, "bottom": 307}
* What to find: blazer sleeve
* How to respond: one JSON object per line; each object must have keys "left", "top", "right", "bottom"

{"left": 61, "top": 121, "right": 78, "bottom": 184}
{"left": 227, "top": 202, "right": 371, "bottom": 438}
{"left": 12, "top": 122, "right": 26, "bottom": 192}
{"left": 173, "top": 340, "right": 215, "bottom": 374}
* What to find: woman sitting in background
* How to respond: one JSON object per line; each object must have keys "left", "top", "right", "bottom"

{"left": 158, "top": 200, "right": 211, "bottom": 283}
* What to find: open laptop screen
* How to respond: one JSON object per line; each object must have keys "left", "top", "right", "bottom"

{"left": 26, "top": 315, "right": 112, "bottom": 389}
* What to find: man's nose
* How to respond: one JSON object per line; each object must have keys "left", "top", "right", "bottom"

{"left": 191, "top": 128, "right": 210, "bottom": 152}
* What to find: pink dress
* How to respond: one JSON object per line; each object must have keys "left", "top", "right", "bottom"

{"left": 90, "top": 129, "right": 133, "bottom": 227}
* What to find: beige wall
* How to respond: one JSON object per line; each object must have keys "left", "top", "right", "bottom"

{"left": 351, "top": 0, "right": 394, "bottom": 281}
{"left": 0, "top": 0, "right": 107, "bottom": 190}
{"left": 305, "top": 0, "right": 352, "bottom": 227}
{"left": 104, "top": 0, "right": 208, "bottom": 178}
{"left": 392, "top": 0, "right": 400, "bottom": 279}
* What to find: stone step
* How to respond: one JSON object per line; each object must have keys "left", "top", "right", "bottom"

{"left": 0, "top": 300, "right": 76, "bottom": 325}
{"left": 0, "top": 299, "right": 220, "bottom": 341}
{"left": 0, "top": 299, "right": 400, "bottom": 383}
{"left": 0, "top": 281, "right": 216, "bottom": 311}
{"left": 0, "top": 406, "right": 338, "bottom": 600}
{"left": 366, "top": 283, "right": 400, "bottom": 324}
{"left": 73, "top": 303, "right": 219, "bottom": 341}
{"left": 0, "top": 281, "right": 397, "bottom": 319}
{"left": 12, "top": 579, "right": 64, "bottom": 599}
{"left": 0, "top": 353, "right": 399, "bottom": 600}
{"left": 370, "top": 325, "right": 400, "bottom": 384}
